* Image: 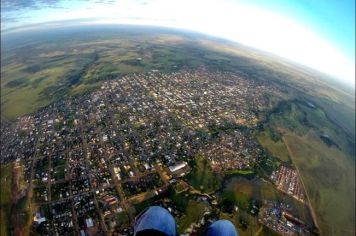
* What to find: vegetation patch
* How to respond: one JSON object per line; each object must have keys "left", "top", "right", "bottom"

{"left": 177, "top": 200, "right": 208, "bottom": 233}
{"left": 257, "top": 129, "right": 290, "bottom": 163}
{"left": 5, "top": 77, "right": 28, "bottom": 88}
{"left": 0, "top": 163, "right": 13, "bottom": 236}
{"left": 261, "top": 99, "right": 355, "bottom": 235}
{"left": 187, "top": 154, "right": 222, "bottom": 193}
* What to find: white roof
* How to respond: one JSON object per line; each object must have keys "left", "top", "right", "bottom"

{"left": 86, "top": 218, "right": 94, "bottom": 228}
{"left": 169, "top": 162, "right": 187, "bottom": 172}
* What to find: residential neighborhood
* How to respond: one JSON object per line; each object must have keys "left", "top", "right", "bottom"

{"left": 1, "top": 69, "right": 313, "bottom": 235}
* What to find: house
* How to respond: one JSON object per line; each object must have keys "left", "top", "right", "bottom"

{"left": 33, "top": 212, "right": 46, "bottom": 224}
{"left": 85, "top": 218, "right": 94, "bottom": 228}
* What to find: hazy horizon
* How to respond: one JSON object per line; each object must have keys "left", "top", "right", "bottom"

{"left": 1, "top": 0, "right": 355, "bottom": 87}
{"left": 2, "top": 22, "right": 355, "bottom": 95}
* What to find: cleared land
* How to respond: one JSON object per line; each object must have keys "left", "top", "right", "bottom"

{"left": 257, "top": 129, "right": 290, "bottom": 163}
{"left": 187, "top": 154, "right": 222, "bottom": 193}
{"left": 259, "top": 100, "right": 355, "bottom": 236}
{"left": 283, "top": 132, "right": 355, "bottom": 236}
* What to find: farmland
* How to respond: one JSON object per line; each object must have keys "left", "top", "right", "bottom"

{"left": 258, "top": 99, "right": 355, "bottom": 235}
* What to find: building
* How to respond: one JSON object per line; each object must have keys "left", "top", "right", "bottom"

{"left": 169, "top": 162, "right": 189, "bottom": 177}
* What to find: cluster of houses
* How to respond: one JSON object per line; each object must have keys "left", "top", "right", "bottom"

{"left": 1, "top": 69, "right": 283, "bottom": 235}
{"left": 271, "top": 165, "right": 306, "bottom": 203}
{"left": 259, "top": 201, "right": 312, "bottom": 235}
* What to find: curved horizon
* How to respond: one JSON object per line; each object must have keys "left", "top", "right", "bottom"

{"left": 1, "top": 0, "right": 355, "bottom": 87}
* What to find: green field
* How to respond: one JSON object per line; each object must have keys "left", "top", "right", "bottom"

{"left": 257, "top": 129, "right": 290, "bottom": 163}
{"left": 258, "top": 100, "right": 355, "bottom": 235}
{"left": 225, "top": 169, "right": 255, "bottom": 176}
{"left": 219, "top": 211, "right": 280, "bottom": 236}
{"left": 187, "top": 154, "right": 222, "bottom": 193}
{"left": 177, "top": 200, "right": 209, "bottom": 233}
{"left": 0, "top": 163, "right": 13, "bottom": 236}
{"left": 219, "top": 175, "right": 313, "bottom": 235}
{"left": 221, "top": 176, "right": 311, "bottom": 216}
{"left": 284, "top": 132, "right": 355, "bottom": 235}
{"left": 1, "top": 30, "right": 215, "bottom": 119}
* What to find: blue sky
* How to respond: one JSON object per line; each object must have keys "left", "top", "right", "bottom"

{"left": 243, "top": 0, "right": 355, "bottom": 61}
{"left": 1, "top": 0, "right": 355, "bottom": 86}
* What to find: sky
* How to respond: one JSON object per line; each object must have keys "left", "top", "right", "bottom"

{"left": 1, "top": 0, "right": 355, "bottom": 87}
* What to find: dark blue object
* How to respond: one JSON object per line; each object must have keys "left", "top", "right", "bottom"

{"left": 134, "top": 206, "right": 239, "bottom": 236}
{"left": 203, "top": 219, "right": 239, "bottom": 236}
{"left": 134, "top": 206, "right": 177, "bottom": 236}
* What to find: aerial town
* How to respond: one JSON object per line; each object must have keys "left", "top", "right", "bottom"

{"left": 1, "top": 69, "right": 315, "bottom": 235}
{"left": 270, "top": 165, "right": 306, "bottom": 203}
{"left": 259, "top": 201, "right": 311, "bottom": 236}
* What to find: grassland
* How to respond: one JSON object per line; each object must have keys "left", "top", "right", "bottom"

{"left": 258, "top": 100, "right": 355, "bottom": 236}
{"left": 221, "top": 176, "right": 311, "bottom": 215}
{"left": 177, "top": 200, "right": 209, "bottom": 233}
{"left": 257, "top": 129, "right": 290, "bottom": 163}
{"left": 0, "top": 163, "right": 13, "bottom": 236}
{"left": 187, "top": 154, "right": 222, "bottom": 193}
{"left": 219, "top": 175, "right": 313, "bottom": 234}
{"left": 2, "top": 29, "right": 215, "bottom": 119}
{"left": 219, "top": 211, "right": 280, "bottom": 236}
{"left": 225, "top": 169, "right": 255, "bottom": 176}
{"left": 284, "top": 132, "right": 355, "bottom": 235}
